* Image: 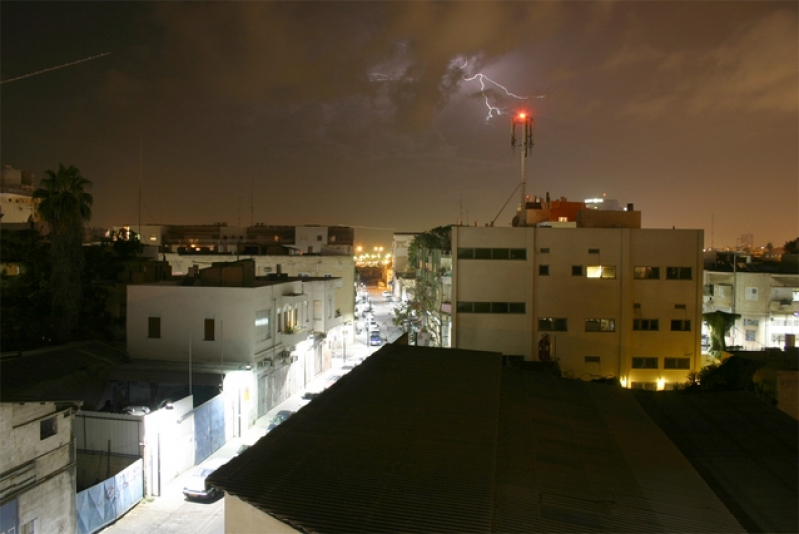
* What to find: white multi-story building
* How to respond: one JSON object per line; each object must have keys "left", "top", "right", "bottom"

{"left": 703, "top": 269, "right": 799, "bottom": 350}
{"left": 0, "top": 401, "right": 82, "bottom": 534}
{"left": 0, "top": 165, "right": 36, "bottom": 224}
{"left": 127, "top": 260, "right": 345, "bottom": 426}
{"left": 452, "top": 223, "right": 705, "bottom": 389}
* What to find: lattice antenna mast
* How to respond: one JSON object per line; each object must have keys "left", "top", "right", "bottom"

{"left": 510, "top": 113, "right": 535, "bottom": 227}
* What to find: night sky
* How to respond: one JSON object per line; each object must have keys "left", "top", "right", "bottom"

{"left": 2, "top": 2, "right": 796, "bottom": 250}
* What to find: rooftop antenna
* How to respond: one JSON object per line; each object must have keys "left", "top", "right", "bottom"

{"left": 510, "top": 112, "right": 535, "bottom": 227}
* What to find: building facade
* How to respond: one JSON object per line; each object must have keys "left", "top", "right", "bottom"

{"left": 0, "top": 166, "right": 37, "bottom": 224}
{"left": 0, "top": 401, "right": 82, "bottom": 534}
{"left": 703, "top": 269, "right": 799, "bottom": 350}
{"left": 127, "top": 261, "right": 345, "bottom": 427}
{"left": 452, "top": 225, "right": 704, "bottom": 388}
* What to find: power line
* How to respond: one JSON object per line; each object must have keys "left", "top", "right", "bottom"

{"left": 0, "top": 52, "right": 111, "bottom": 85}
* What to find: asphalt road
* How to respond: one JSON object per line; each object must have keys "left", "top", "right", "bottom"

{"left": 102, "top": 286, "right": 399, "bottom": 533}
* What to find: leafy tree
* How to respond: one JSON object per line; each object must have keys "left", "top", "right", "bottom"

{"left": 784, "top": 237, "right": 799, "bottom": 254}
{"left": 702, "top": 310, "right": 741, "bottom": 356}
{"left": 401, "top": 226, "right": 452, "bottom": 346}
{"left": 33, "top": 164, "right": 93, "bottom": 341}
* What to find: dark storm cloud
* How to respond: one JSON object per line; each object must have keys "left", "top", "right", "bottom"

{"left": 2, "top": 1, "right": 796, "bottom": 249}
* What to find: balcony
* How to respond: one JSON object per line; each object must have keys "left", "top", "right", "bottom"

{"left": 280, "top": 326, "right": 312, "bottom": 347}
{"left": 770, "top": 300, "right": 799, "bottom": 314}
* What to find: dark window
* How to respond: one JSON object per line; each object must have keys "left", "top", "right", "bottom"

{"left": 457, "top": 248, "right": 474, "bottom": 259}
{"left": 458, "top": 302, "right": 525, "bottom": 314}
{"left": 666, "top": 267, "right": 692, "bottom": 280}
{"left": 457, "top": 302, "right": 473, "bottom": 313}
{"left": 491, "top": 248, "right": 509, "bottom": 259}
{"left": 674, "top": 304, "right": 686, "bottom": 309}
{"left": 491, "top": 302, "right": 509, "bottom": 313}
{"left": 40, "top": 417, "right": 57, "bottom": 439}
{"left": 204, "top": 318, "right": 215, "bottom": 341}
{"left": 148, "top": 317, "right": 161, "bottom": 339}
{"left": 584, "top": 356, "right": 600, "bottom": 363}
{"left": 633, "top": 319, "right": 659, "bottom": 331}
{"left": 634, "top": 266, "right": 660, "bottom": 279}
{"left": 539, "top": 265, "right": 550, "bottom": 276}
{"left": 538, "top": 317, "right": 568, "bottom": 331}
{"left": 586, "top": 318, "right": 616, "bottom": 332}
{"left": 509, "top": 249, "right": 527, "bottom": 260}
{"left": 572, "top": 265, "right": 583, "bottom": 276}
{"left": 474, "top": 302, "right": 491, "bottom": 313}
{"left": 632, "top": 357, "right": 658, "bottom": 369}
{"left": 474, "top": 248, "right": 492, "bottom": 259}
{"left": 588, "top": 248, "right": 600, "bottom": 254}
{"left": 670, "top": 320, "right": 691, "bottom": 331}
{"left": 539, "top": 247, "right": 550, "bottom": 254}
{"left": 509, "top": 302, "right": 526, "bottom": 314}
{"left": 664, "top": 357, "right": 690, "bottom": 369}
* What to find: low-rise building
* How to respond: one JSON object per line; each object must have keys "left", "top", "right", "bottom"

{"left": 127, "top": 260, "right": 345, "bottom": 428}
{"left": 0, "top": 400, "right": 82, "bottom": 534}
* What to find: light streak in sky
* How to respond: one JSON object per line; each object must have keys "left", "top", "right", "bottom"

{"left": 459, "top": 59, "right": 544, "bottom": 122}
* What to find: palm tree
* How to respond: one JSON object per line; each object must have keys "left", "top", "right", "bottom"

{"left": 33, "top": 164, "right": 93, "bottom": 341}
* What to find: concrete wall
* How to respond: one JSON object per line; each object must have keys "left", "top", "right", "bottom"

{"left": 0, "top": 402, "right": 79, "bottom": 534}
{"left": 225, "top": 494, "right": 299, "bottom": 534}
{"left": 76, "top": 451, "right": 138, "bottom": 491}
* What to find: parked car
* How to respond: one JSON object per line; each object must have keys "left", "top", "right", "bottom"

{"left": 267, "top": 410, "right": 294, "bottom": 431}
{"left": 121, "top": 406, "right": 150, "bottom": 416}
{"left": 369, "top": 332, "right": 383, "bottom": 346}
{"left": 302, "top": 391, "right": 321, "bottom": 401}
{"left": 183, "top": 459, "right": 226, "bottom": 500}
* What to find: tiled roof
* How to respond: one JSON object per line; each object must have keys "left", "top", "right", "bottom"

{"left": 209, "top": 345, "right": 797, "bottom": 533}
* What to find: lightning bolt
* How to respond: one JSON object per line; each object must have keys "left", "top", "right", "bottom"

{"left": 459, "top": 59, "right": 544, "bottom": 122}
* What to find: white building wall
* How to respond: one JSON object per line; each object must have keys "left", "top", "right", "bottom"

{"left": 162, "top": 253, "right": 356, "bottom": 324}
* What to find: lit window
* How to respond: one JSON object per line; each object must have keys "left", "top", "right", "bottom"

{"left": 586, "top": 318, "right": 615, "bottom": 332}
{"left": 586, "top": 265, "right": 616, "bottom": 279}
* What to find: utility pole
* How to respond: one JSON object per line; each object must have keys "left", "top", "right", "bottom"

{"left": 511, "top": 113, "right": 535, "bottom": 227}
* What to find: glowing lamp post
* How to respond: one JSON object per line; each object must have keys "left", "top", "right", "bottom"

{"left": 511, "top": 112, "right": 535, "bottom": 227}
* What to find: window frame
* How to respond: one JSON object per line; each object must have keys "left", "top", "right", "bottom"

{"left": 148, "top": 317, "right": 161, "bottom": 339}
{"left": 634, "top": 266, "right": 660, "bottom": 280}
{"left": 538, "top": 317, "right": 568, "bottom": 331}
{"left": 632, "top": 357, "right": 658, "bottom": 369}
{"left": 585, "top": 318, "right": 616, "bottom": 332}
{"left": 670, "top": 319, "right": 691, "bottom": 331}
{"left": 633, "top": 319, "right": 659, "bottom": 331}
{"left": 663, "top": 357, "right": 690, "bottom": 370}
{"left": 666, "top": 266, "right": 692, "bottom": 280}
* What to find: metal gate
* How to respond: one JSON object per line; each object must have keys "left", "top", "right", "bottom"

{"left": 193, "top": 395, "right": 225, "bottom": 465}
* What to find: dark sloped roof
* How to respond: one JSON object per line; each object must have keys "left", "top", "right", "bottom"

{"left": 210, "top": 346, "right": 796, "bottom": 533}
{"left": 211, "top": 345, "right": 503, "bottom": 533}
{"left": 634, "top": 390, "right": 799, "bottom": 533}
{"left": 493, "top": 369, "right": 745, "bottom": 533}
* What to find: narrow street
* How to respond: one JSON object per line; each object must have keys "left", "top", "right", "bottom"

{"left": 102, "top": 288, "right": 400, "bottom": 534}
